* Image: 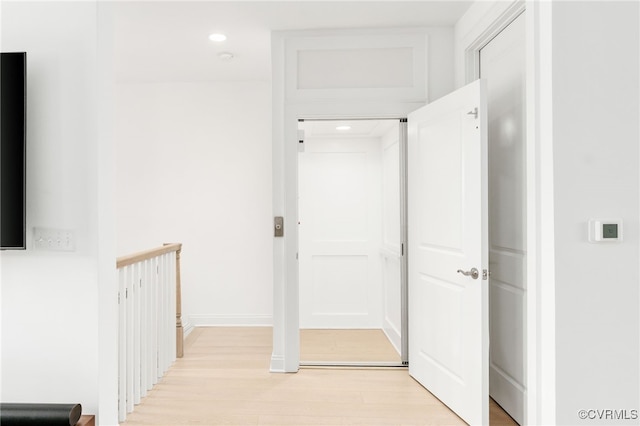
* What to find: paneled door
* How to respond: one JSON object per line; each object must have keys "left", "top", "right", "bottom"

{"left": 298, "top": 134, "right": 382, "bottom": 329}
{"left": 480, "top": 12, "right": 527, "bottom": 424}
{"left": 408, "top": 79, "right": 489, "bottom": 425}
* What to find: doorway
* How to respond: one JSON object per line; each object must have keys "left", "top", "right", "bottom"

{"left": 297, "top": 118, "right": 406, "bottom": 366}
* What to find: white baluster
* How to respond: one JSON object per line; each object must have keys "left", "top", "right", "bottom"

{"left": 126, "top": 265, "right": 134, "bottom": 414}
{"left": 133, "top": 261, "right": 141, "bottom": 405}
{"left": 118, "top": 267, "right": 127, "bottom": 423}
{"left": 140, "top": 258, "right": 148, "bottom": 398}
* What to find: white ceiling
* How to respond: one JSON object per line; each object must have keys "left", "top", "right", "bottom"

{"left": 110, "top": 1, "right": 472, "bottom": 83}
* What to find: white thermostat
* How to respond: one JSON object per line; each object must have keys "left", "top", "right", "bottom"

{"left": 588, "top": 218, "right": 623, "bottom": 242}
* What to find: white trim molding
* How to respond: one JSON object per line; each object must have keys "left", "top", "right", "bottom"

{"left": 526, "top": 1, "right": 556, "bottom": 424}
{"left": 454, "top": 0, "right": 525, "bottom": 88}
{"left": 182, "top": 319, "right": 194, "bottom": 338}
{"left": 188, "top": 314, "right": 273, "bottom": 327}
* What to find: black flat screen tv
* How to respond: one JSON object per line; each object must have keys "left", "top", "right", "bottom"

{"left": 1, "top": 52, "right": 26, "bottom": 250}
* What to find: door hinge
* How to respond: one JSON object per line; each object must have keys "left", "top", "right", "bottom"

{"left": 401, "top": 243, "right": 404, "bottom": 256}
{"left": 467, "top": 107, "right": 478, "bottom": 119}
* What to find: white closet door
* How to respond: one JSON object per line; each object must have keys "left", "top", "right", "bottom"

{"left": 480, "top": 11, "right": 527, "bottom": 425}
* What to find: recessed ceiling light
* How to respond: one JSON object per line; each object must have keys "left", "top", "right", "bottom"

{"left": 218, "top": 52, "right": 234, "bottom": 61}
{"left": 208, "top": 33, "right": 227, "bottom": 42}
{"left": 336, "top": 125, "right": 351, "bottom": 131}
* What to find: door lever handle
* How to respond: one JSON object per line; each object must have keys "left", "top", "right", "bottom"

{"left": 457, "top": 267, "right": 479, "bottom": 280}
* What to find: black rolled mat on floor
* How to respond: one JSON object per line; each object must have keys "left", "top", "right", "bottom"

{"left": 0, "top": 403, "right": 82, "bottom": 426}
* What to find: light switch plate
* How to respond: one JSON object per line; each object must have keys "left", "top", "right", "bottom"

{"left": 33, "top": 227, "right": 75, "bottom": 251}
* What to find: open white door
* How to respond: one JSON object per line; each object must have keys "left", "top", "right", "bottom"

{"left": 408, "top": 79, "right": 489, "bottom": 425}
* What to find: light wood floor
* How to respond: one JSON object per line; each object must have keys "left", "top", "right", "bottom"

{"left": 121, "top": 327, "right": 517, "bottom": 426}
{"left": 301, "top": 329, "right": 402, "bottom": 363}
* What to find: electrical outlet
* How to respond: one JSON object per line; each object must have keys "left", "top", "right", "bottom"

{"left": 33, "top": 228, "right": 75, "bottom": 251}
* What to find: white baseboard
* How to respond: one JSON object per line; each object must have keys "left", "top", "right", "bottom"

{"left": 490, "top": 363, "right": 525, "bottom": 425}
{"left": 188, "top": 314, "right": 273, "bottom": 327}
{"left": 183, "top": 319, "right": 194, "bottom": 338}
{"left": 383, "top": 318, "right": 402, "bottom": 356}
{"left": 269, "top": 354, "right": 285, "bottom": 372}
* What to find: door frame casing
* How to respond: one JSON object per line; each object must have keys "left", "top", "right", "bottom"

{"left": 271, "top": 28, "right": 434, "bottom": 374}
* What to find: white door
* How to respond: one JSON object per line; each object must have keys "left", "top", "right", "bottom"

{"left": 408, "top": 79, "right": 489, "bottom": 425}
{"left": 480, "top": 12, "right": 527, "bottom": 425}
{"left": 298, "top": 131, "right": 383, "bottom": 329}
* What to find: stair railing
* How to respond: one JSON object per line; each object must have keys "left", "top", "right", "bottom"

{"left": 115, "top": 243, "right": 183, "bottom": 423}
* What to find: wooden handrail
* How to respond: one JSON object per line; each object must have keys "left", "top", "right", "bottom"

{"left": 116, "top": 243, "right": 182, "bottom": 269}
{"left": 116, "top": 242, "right": 184, "bottom": 358}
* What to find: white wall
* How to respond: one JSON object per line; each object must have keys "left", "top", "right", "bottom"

{"left": 0, "top": 1, "right": 116, "bottom": 423}
{"left": 115, "top": 81, "right": 273, "bottom": 328}
{"left": 551, "top": 2, "right": 639, "bottom": 424}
